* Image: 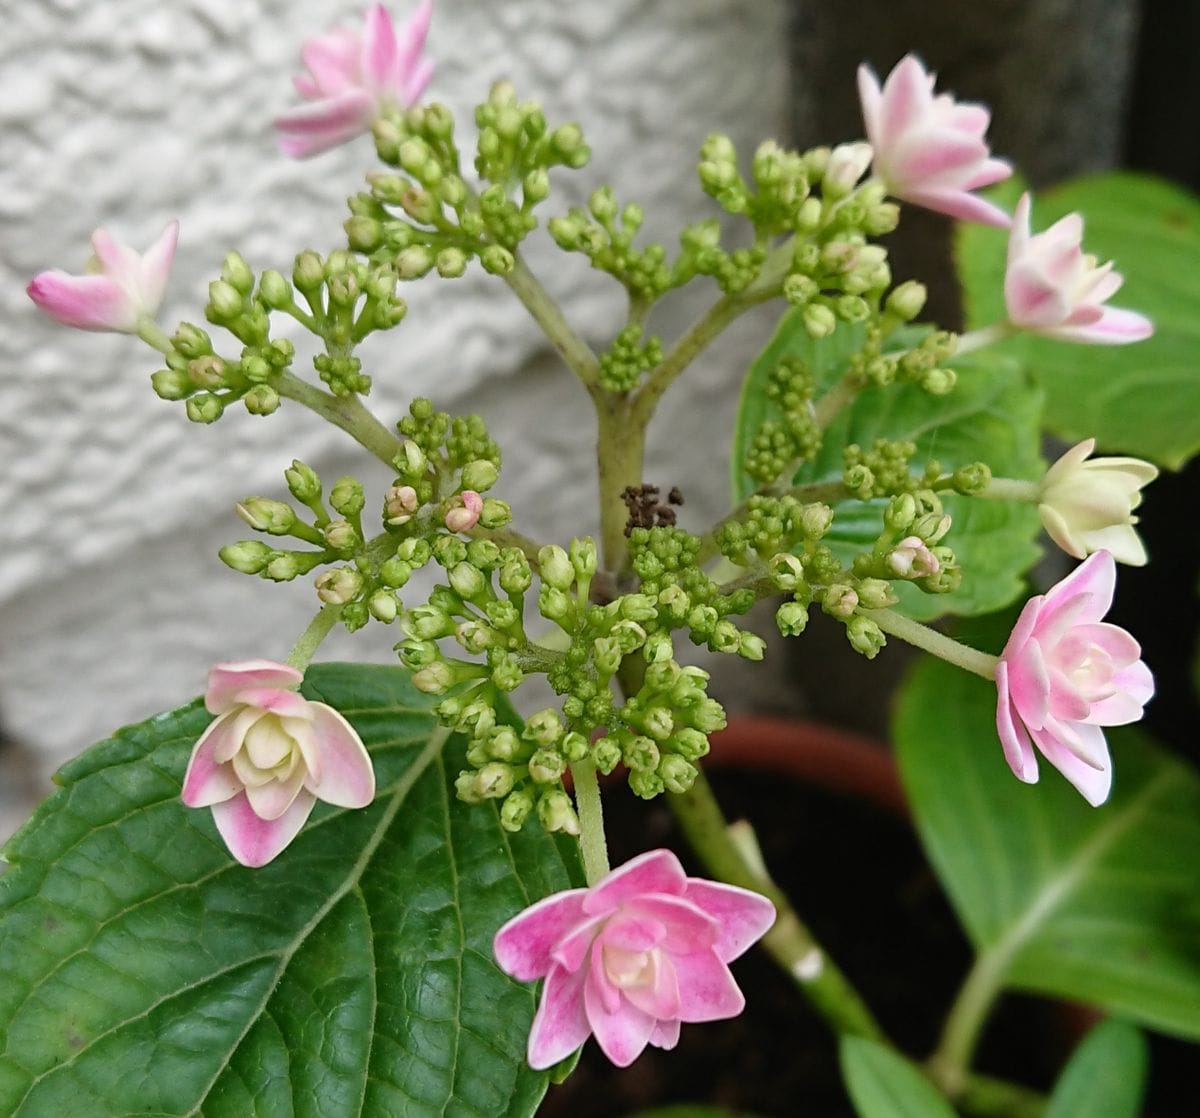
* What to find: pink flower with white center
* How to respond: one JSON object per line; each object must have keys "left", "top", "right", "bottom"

{"left": 494, "top": 849, "right": 775, "bottom": 1069}
{"left": 276, "top": 1, "right": 434, "bottom": 158}
{"left": 1039, "top": 438, "right": 1158, "bottom": 566}
{"left": 181, "top": 660, "right": 375, "bottom": 867}
{"left": 27, "top": 222, "right": 178, "bottom": 333}
{"left": 1004, "top": 193, "right": 1154, "bottom": 345}
{"left": 857, "top": 54, "right": 1012, "bottom": 227}
{"left": 995, "top": 551, "right": 1153, "bottom": 806}
{"left": 445, "top": 490, "right": 483, "bottom": 533}
{"left": 888, "top": 536, "right": 941, "bottom": 578}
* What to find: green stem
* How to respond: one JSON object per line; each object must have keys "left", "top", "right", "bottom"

{"left": 569, "top": 761, "right": 610, "bottom": 885}
{"left": 286, "top": 604, "right": 343, "bottom": 671}
{"left": 866, "top": 608, "right": 999, "bottom": 680}
{"left": 669, "top": 768, "right": 886, "bottom": 1039}
{"left": 927, "top": 948, "right": 1012, "bottom": 1100}
{"left": 504, "top": 255, "right": 602, "bottom": 388}
{"left": 596, "top": 393, "right": 645, "bottom": 572}
{"left": 136, "top": 318, "right": 174, "bottom": 355}
{"left": 956, "top": 322, "right": 1015, "bottom": 356}
{"left": 812, "top": 369, "right": 866, "bottom": 429}
{"left": 958, "top": 1076, "right": 1046, "bottom": 1118}
{"left": 276, "top": 371, "right": 405, "bottom": 468}
{"left": 981, "top": 477, "right": 1042, "bottom": 503}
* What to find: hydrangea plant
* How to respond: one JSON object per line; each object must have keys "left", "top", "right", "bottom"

{"left": 6, "top": 5, "right": 1200, "bottom": 1116}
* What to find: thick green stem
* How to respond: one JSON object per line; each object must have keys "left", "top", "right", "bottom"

{"left": 569, "top": 761, "right": 610, "bottom": 885}
{"left": 981, "top": 478, "right": 1042, "bottom": 503}
{"left": 956, "top": 322, "right": 1014, "bottom": 356}
{"left": 669, "top": 768, "right": 886, "bottom": 1040}
{"left": 276, "top": 371, "right": 404, "bottom": 467}
{"left": 286, "top": 604, "right": 343, "bottom": 672}
{"left": 504, "top": 255, "right": 602, "bottom": 388}
{"left": 136, "top": 318, "right": 174, "bottom": 355}
{"left": 958, "top": 1076, "right": 1046, "bottom": 1118}
{"left": 596, "top": 393, "right": 646, "bottom": 572}
{"left": 812, "top": 369, "right": 866, "bottom": 430}
{"left": 867, "top": 608, "right": 999, "bottom": 680}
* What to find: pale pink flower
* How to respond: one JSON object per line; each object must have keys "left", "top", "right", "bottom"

{"left": 444, "top": 490, "right": 482, "bottom": 533}
{"left": 276, "top": 1, "right": 434, "bottom": 158}
{"left": 1004, "top": 193, "right": 1154, "bottom": 344}
{"left": 1039, "top": 438, "right": 1158, "bottom": 566}
{"left": 494, "top": 849, "right": 775, "bottom": 1069}
{"left": 995, "top": 551, "right": 1153, "bottom": 806}
{"left": 181, "top": 660, "right": 375, "bottom": 866}
{"left": 888, "top": 536, "right": 941, "bottom": 578}
{"left": 857, "top": 54, "right": 1012, "bottom": 226}
{"left": 27, "top": 222, "right": 178, "bottom": 333}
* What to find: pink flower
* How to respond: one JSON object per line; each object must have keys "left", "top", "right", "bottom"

{"left": 1004, "top": 193, "right": 1154, "bottom": 345}
{"left": 181, "top": 660, "right": 375, "bottom": 866}
{"left": 857, "top": 54, "right": 1012, "bottom": 227}
{"left": 995, "top": 551, "right": 1153, "bottom": 806}
{"left": 27, "top": 222, "right": 178, "bottom": 333}
{"left": 276, "top": 1, "right": 434, "bottom": 158}
{"left": 494, "top": 849, "right": 776, "bottom": 1069}
{"left": 444, "top": 490, "right": 482, "bottom": 533}
{"left": 888, "top": 536, "right": 941, "bottom": 578}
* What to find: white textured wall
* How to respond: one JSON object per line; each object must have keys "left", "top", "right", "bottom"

{"left": 0, "top": 0, "right": 791, "bottom": 833}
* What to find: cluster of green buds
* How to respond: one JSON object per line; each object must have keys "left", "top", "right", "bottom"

{"left": 715, "top": 494, "right": 835, "bottom": 566}
{"left": 743, "top": 355, "right": 821, "bottom": 486}
{"left": 853, "top": 487, "right": 961, "bottom": 596}
{"left": 597, "top": 324, "right": 665, "bottom": 393}
{"left": 350, "top": 83, "right": 590, "bottom": 282}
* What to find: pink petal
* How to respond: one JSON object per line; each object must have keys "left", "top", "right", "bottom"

{"left": 1045, "top": 667, "right": 1093, "bottom": 724}
{"left": 244, "top": 764, "right": 307, "bottom": 821}
{"left": 211, "top": 788, "right": 316, "bottom": 866}
{"left": 396, "top": 0, "right": 433, "bottom": 76}
{"left": 589, "top": 940, "right": 623, "bottom": 1015}
{"left": 232, "top": 688, "right": 315, "bottom": 721}
{"left": 1088, "top": 659, "right": 1154, "bottom": 724}
{"left": 1030, "top": 724, "right": 1112, "bottom": 806}
{"left": 361, "top": 4, "right": 399, "bottom": 94}
{"left": 494, "top": 888, "right": 589, "bottom": 981}
{"left": 550, "top": 913, "right": 607, "bottom": 973}
{"left": 136, "top": 220, "right": 179, "bottom": 313}
{"left": 402, "top": 55, "right": 435, "bottom": 106}
{"left": 624, "top": 894, "right": 719, "bottom": 955}
{"left": 890, "top": 128, "right": 989, "bottom": 186}
{"left": 679, "top": 880, "right": 777, "bottom": 963}
{"left": 1039, "top": 713, "right": 1108, "bottom": 770}
{"left": 672, "top": 950, "right": 746, "bottom": 1022}
{"left": 601, "top": 913, "right": 666, "bottom": 953}
{"left": 963, "top": 156, "right": 1012, "bottom": 190}
{"left": 583, "top": 849, "right": 688, "bottom": 915}
{"left": 649, "top": 1017, "right": 681, "bottom": 1050}
{"left": 90, "top": 228, "right": 140, "bottom": 279}
{"left": 622, "top": 951, "right": 681, "bottom": 1021}
{"left": 1008, "top": 193, "right": 1033, "bottom": 264}
{"left": 300, "top": 28, "right": 361, "bottom": 98}
{"left": 880, "top": 55, "right": 932, "bottom": 140}
{"left": 856, "top": 64, "right": 884, "bottom": 144}
{"left": 995, "top": 661, "right": 1039, "bottom": 783}
{"left": 1042, "top": 306, "right": 1154, "bottom": 345}
{"left": 27, "top": 272, "right": 134, "bottom": 332}
{"left": 181, "top": 710, "right": 244, "bottom": 807}
{"left": 304, "top": 703, "right": 375, "bottom": 807}
{"left": 205, "top": 660, "right": 302, "bottom": 714}
{"left": 274, "top": 90, "right": 377, "bottom": 158}
{"left": 527, "top": 964, "right": 591, "bottom": 1070}
{"left": 908, "top": 186, "right": 1012, "bottom": 227}
{"left": 1007, "top": 636, "right": 1051, "bottom": 730}
{"left": 1041, "top": 551, "right": 1115, "bottom": 626}
{"left": 1006, "top": 264, "right": 1073, "bottom": 328}
{"left": 583, "top": 974, "right": 656, "bottom": 1067}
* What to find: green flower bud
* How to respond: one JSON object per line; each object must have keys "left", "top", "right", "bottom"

{"left": 620, "top": 594, "right": 657, "bottom": 622}
{"left": 479, "top": 498, "right": 512, "bottom": 529}
{"left": 688, "top": 699, "right": 727, "bottom": 734}
{"left": 610, "top": 620, "right": 647, "bottom": 654}
{"left": 185, "top": 393, "right": 224, "bottom": 424}
{"left": 346, "top": 215, "right": 384, "bottom": 252}
{"left": 284, "top": 460, "right": 321, "bottom": 503}
{"left": 660, "top": 755, "right": 697, "bottom": 794}
{"left": 738, "top": 632, "right": 767, "bottom": 661}
{"left": 459, "top": 700, "right": 496, "bottom": 739}
{"left": 524, "top": 168, "right": 551, "bottom": 203}
{"left": 499, "top": 552, "right": 532, "bottom": 594}
{"left": 403, "top": 605, "right": 454, "bottom": 641}
{"left": 538, "top": 545, "right": 574, "bottom": 591}
{"left": 643, "top": 629, "right": 675, "bottom": 664}
{"left": 524, "top": 709, "right": 564, "bottom": 748}
{"left": 396, "top": 537, "right": 432, "bottom": 566}
{"left": 455, "top": 620, "right": 496, "bottom": 655}
{"left": 499, "top": 789, "right": 534, "bottom": 832}
{"left": 591, "top": 736, "right": 622, "bottom": 775}
{"left": 776, "top": 600, "right": 809, "bottom": 636}
{"left": 480, "top": 245, "right": 515, "bottom": 276}
{"left": 172, "top": 323, "right": 212, "bottom": 358}
{"left": 315, "top": 567, "right": 363, "bottom": 605}
{"left": 151, "top": 368, "right": 192, "bottom": 400}
{"left": 293, "top": 251, "right": 325, "bottom": 292}
{"left": 768, "top": 553, "right": 806, "bottom": 592}
{"left": 802, "top": 302, "right": 837, "bottom": 339}
{"left": 368, "top": 589, "right": 399, "bottom": 622}
{"left": 796, "top": 196, "right": 823, "bottom": 232}
{"left": 396, "top": 440, "right": 428, "bottom": 479}
{"left": 952, "top": 461, "right": 992, "bottom": 496}
{"left": 624, "top": 735, "right": 660, "bottom": 772}
{"left": 258, "top": 269, "right": 293, "bottom": 309}
{"left": 629, "top": 769, "right": 665, "bottom": 800}
{"left": 206, "top": 279, "right": 243, "bottom": 321}
{"left": 221, "top": 251, "right": 254, "bottom": 295}
{"left": 243, "top": 385, "right": 280, "bottom": 416}
{"left": 643, "top": 706, "right": 674, "bottom": 741}
{"left": 783, "top": 273, "right": 819, "bottom": 305}
{"left": 561, "top": 732, "right": 589, "bottom": 763}
{"left": 922, "top": 367, "right": 957, "bottom": 395}
{"left": 484, "top": 597, "right": 520, "bottom": 632}
{"left": 487, "top": 726, "right": 521, "bottom": 762}
{"left": 413, "top": 661, "right": 454, "bottom": 694}
{"left": 884, "top": 492, "right": 918, "bottom": 531}
{"left": 670, "top": 728, "right": 710, "bottom": 761}
{"left": 329, "top": 476, "right": 365, "bottom": 517}
{"left": 655, "top": 586, "right": 690, "bottom": 624}
{"left": 460, "top": 459, "right": 500, "bottom": 492}
{"left": 237, "top": 498, "right": 295, "bottom": 535}
{"left": 322, "top": 518, "right": 358, "bottom": 552}
{"left": 455, "top": 769, "right": 485, "bottom": 805}
{"left": 476, "top": 761, "right": 515, "bottom": 799}
{"left": 822, "top": 583, "right": 859, "bottom": 619}
{"left": 219, "top": 539, "right": 275, "bottom": 574}
{"left": 886, "top": 280, "right": 927, "bottom": 322}
{"left": 856, "top": 578, "right": 898, "bottom": 610}
{"left": 538, "top": 585, "right": 573, "bottom": 624}
{"left": 835, "top": 295, "right": 870, "bottom": 323}
{"left": 709, "top": 620, "right": 742, "bottom": 654}
{"left": 396, "top": 246, "right": 434, "bottom": 279}
{"left": 466, "top": 539, "right": 501, "bottom": 570}
{"left": 536, "top": 789, "right": 581, "bottom": 835}
{"left": 846, "top": 615, "right": 886, "bottom": 659}
{"left": 592, "top": 636, "right": 622, "bottom": 677}
{"left": 528, "top": 749, "right": 567, "bottom": 785}
{"left": 686, "top": 604, "right": 718, "bottom": 636}
{"left": 448, "top": 561, "right": 488, "bottom": 601}
{"left": 569, "top": 536, "right": 598, "bottom": 580}
{"left": 644, "top": 659, "right": 682, "bottom": 694}
{"left": 263, "top": 552, "right": 318, "bottom": 582}
{"left": 432, "top": 247, "right": 467, "bottom": 279}
{"left": 490, "top": 651, "right": 524, "bottom": 692}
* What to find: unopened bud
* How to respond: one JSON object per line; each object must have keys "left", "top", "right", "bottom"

{"left": 323, "top": 518, "right": 359, "bottom": 552}
{"left": 243, "top": 385, "right": 280, "bottom": 415}
{"left": 537, "top": 789, "right": 580, "bottom": 835}
{"left": 413, "top": 661, "right": 454, "bottom": 694}
{"left": 846, "top": 615, "right": 886, "bottom": 659}
{"left": 538, "top": 545, "right": 574, "bottom": 591}
{"left": 776, "top": 601, "right": 809, "bottom": 636}
{"left": 186, "top": 393, "right": 224, "bottom": 424}
{"left": 151, "top": 368, "right": 192, "bottom": 400}
{"left": 802, "top": 302, "right": 837, "bottom": 339}
{"left": 219, "top": 539, "right": 275, "bottom": 574}
{"left": 445, "top": 490, "right": 483, "bottom": 534}
{"left": 460, "top": 459, "right": 499, "bottom": 492}
{"left": 499, "top": 788, "right": 534, "bottom": 831}
{"left": 206, "top": 279, "right": 243, "bottom": 321}
{"left": 285, "top": 460, "right": 321, "bottom": 503}
{"left": 480, "top": 245, "right": 515, "bottom": 276}
{"left": 330, "top": 476, "right": 365, "bottom": 517}
{"left": 237, "top": 498, "right": 295, "bottom": 535}
{"left": 479, "top": 498, "right": 511, "bottom": 529}
{"left": 293, "top": 250, "right": 325, "bottom": 292}
{"left": 315, "top": 567, "right": 363, "bottom": 605}
{"left": 528, "top": 749, "right": 566, "bottom": 785}
{"left": 660, "top": 755, "right": 698, "bottom": 794}
{"left": 886, "top": 280, "right": 927, "bottom": 322}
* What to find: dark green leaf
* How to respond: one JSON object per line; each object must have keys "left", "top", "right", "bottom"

{"left": 895, "top": 656, "right": 1200, "bottom": 1039}
{"left": 839, "top": 1036, "right": 960, "bottom": 1118}
{"left": 956, "top": 173, "right": 1200, "bottom": 469}
{"left": 0, "top": 663, "right": 579, "bottom": 1117}
{"left": 731, "top": 314, "right": 1043, "bottom": 619}
{"left": 1045, "top": 1019, "right": 1148, "bottom": 1118}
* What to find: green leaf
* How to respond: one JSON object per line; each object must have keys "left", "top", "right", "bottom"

{"left": 839, "top": 1036, "right": 960, "bottom": 1118}
{"left": 956, "top": 172, "right": 1200, "bottom": 469}
{"left": 1044, "top": 1019, "right": 1148, "bottom": 1118}
{"left": 894, "top": 656, "right": 1200, "bottom": 1039}
{"left": 731, "top": 314, "right": 1043, "bottom": 619}
{"left": 0, "top": 663, "right": 579, "bottom": 1117}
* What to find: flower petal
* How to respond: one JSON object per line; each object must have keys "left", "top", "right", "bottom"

{"left": 361, "top": 3, "right": 399, "bottom": 94}
{"left": 1041, "top": 306, "right": 1154, "bottom": 345}
{"left": 907, "top": 186, "right": 1012, "bottom": 227}
{"left": 621, "top": 950, "right": 681, "bottom": 1020}
{"left": 1030, "top": 723, "right": 1112, "bottom": 806}
{"left": 672, "top": 950, "right": 746, "bottom": 1023}
{"left": 1088, "top": 658, "right": 1154, "bottom": 724}
{"left": 624, "top": 894, "right": 719, "bottom": 955}
{"left": 583, "top": 973, "right": 656, "bottom": 1067}
{"left": 135, "top": 220, "right": 179, "bottom": 315}
{"left": 304, "top": 703, "right": 375, "bottom": 807}
{"left": 649, "top": 1017, "right": 681, "bottom": 1051}
{"left": 494, "top": 889, "right": 590, "bottom": 982}
{"left": 678, "top": 880, "right": 777, "bottom": 963}
{"left": 205, "top": 660, "right": 302, "bottom": 714}
{"left": 211, "top": 788, "right": 316, "bottom": 866}
{"left": 243, "top": 763, "right": 308, "bottom": 821}
{"left": 527, "top": 964, "right": 591, "bottom": 1070}
{"left": 995, "top": 660, "right": 1039, "bottom": 784}
{"left": 181, "top": 710, "right": 244, "bottom": 807}
{"left": 583, "top": 848, "right": 688, "bottom": 915}
{"left": 27, "top": 272, "right": 134, "bottom": 332}
{"left": 1040, "top": 551, "right": 1115, "bottom": 627}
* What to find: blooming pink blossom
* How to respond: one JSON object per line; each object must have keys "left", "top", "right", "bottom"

{"left": 857, "top": 54, "right": 1011, "bottom": 226}
{"left": 444, "top": 490, "right": 482, "bottom": 533}
{"left": 181, "top": 660, "right": 375, "bottom": 866}
{"left": 995, "top": 551, "right": 1153, "bottom": 806}
{"left": 494, "top": 849, "right": 775, "bottom": 1069}
{"left": 1004, "top": 193, "right": 1154, "bottom": 344}
{"left": 276, "top": 1, "right": 434, "bottom": 158}
{"left": 27, "top": 222, "right": 178, "bottom": 333}
{"left": 1038, "top": 438, "right": 1158, "bottom": 566}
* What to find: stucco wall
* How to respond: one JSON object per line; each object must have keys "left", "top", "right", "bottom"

{"left": 0, "top": 0, "right": 792, "bottom": 834}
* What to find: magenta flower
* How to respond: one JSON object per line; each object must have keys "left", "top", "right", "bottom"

{"left": 276, "top": 1, "right": 434, "bottom": 158}
{"left": 27, "top": 222, "right": 178, "bottom": 333}
{"left": 494, "top": 849, "right": 776, "bottom": 1069}
{"left": 181, "top": 660, "right": 375, "bottom": 866}
{"left": 1004, "top": 193, "right": 1154, "bottom": 345}
{"left": 995, "top": 551, "right": 1153, "bottom": 806}
{"left": 857, "top": 54, "right": 1011, "bottom": 227}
